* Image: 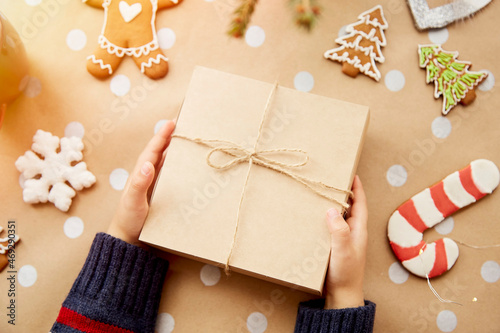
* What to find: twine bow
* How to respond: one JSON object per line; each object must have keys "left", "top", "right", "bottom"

{"left": 171, "top": 82, "right": 353, "bottom": 274}
{"left": 206, "top": 144, "right": 309, "bottom": 171}
{"left": 172, "top": 135, "right": 353, "bottom": 208}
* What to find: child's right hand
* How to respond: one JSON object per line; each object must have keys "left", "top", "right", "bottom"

{"left": 324, "top": 175, "right": 368, "bottom": 309}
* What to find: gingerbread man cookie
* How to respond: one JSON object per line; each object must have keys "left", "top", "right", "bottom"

{"left": 83, "top": 0, "right": 182, "bottom": 79}
{"left": 388, "top": 159, "right": 499, "bottom": 278}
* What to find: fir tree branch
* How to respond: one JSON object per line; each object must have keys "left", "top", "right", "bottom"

{"left": 227, "top": 0, "right": 259, "bottom": 38}
{"left": 290, "top": 0, "right": 321, "bottom": 31}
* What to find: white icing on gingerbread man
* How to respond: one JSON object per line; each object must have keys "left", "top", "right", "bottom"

{"left": 83, "top": 0, "right": 182, "bottom": 79}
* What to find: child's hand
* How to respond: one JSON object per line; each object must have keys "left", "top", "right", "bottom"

{"left": 324, "top": 175, "right": 368, "bottom": 309}
{"left": 107, "top": 121, "right": 176, "bottom": 247}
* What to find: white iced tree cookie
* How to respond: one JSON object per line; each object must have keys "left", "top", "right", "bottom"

{"left": 15, "top": 130, "right": 96, "bottom": 212}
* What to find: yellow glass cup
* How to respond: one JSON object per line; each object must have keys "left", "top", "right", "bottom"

{"left": 0, "top": 12, "right": 30, "bottom": 128}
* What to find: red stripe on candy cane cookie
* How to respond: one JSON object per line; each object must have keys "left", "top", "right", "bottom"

{"left": 429, "top": 181, "right": 459, "bottom": 218}
{"left": 428, "top": 239, "right": 448, "bottom": 278}
{"left": 397, "top": 200, "right": 427, "bottom": 233}
{"left": 388, "top": 160, "right": 500, "bottom": 279}
{"left": 390, "top": 240, "right": 426, "bottom": 262}
{"left": 459, "top": 165, "right": 486, "bottom": 200}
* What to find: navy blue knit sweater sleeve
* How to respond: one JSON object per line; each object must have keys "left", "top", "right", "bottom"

{"left": 294, "top": 298, "right": 376, "bottom": 333}
{"left": 51, "top": 232, "right": 169, "bottom": 333}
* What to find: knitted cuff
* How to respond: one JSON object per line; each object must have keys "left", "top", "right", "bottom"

{"left": 294, "top": 298, "right": 376, "bottom": 333}
{"left": 51, "top": 233, "right": 169, "bottom": 333}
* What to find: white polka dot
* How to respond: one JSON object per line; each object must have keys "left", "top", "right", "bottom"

{"left": 64, "top": 216, "right": 84, "bottom": 239}
{"left": 154, "top": 119, "right": 168, "bottom": 134}
{"left": 204, "top": 0, "right": 214, "bottom": 2}
{"left": 19, "top": 174, "right": 26, "bottom": 189}
{"left": 338, "top": 25, "right": 349, "bottom": 38}
{"left": 66, "top": 29, "right": 87, "bottom": 51}
{"left": 293, "top": 71, "right": 314, "bottom": 92}
{"left": 25, "top": 0, "right": 42, "bottom": 6}
{"left": 428, "top": 28, "right": 449, "bottom": 45}
{"left": 388, "top": 262, "right": 409, "bottom": 284}
{"left": 65, "top": 121, "right": 85, "bottom": 139}
{"left": 157, "top": 28, "right": 176, "bottom": 49}
{"left": 435, "top": 217, "right": 454, "bottom": 235}
{"left": 481, "top": 260, "right": 500, "bottom": 283}
{"left": 386, "top": 164, "right": 407, "bottom": 187}
{"left": 110, "top": 74, "right": 131, "bottom": 97}
{"left": 245, "top": 26, "right": 265, "bottom": 48}
{"left": 200, "top": 264, "right": 221, "bottom": 286}
{"left": 155, "top": 313, "right": 175, "bottom": 333}
{"left": 384, "top": 70, "right": 405, "bottom": 92}
{"left": 18, "top": 75, "right": 30, "bottom": 92}
{"left": 436, "top": 310, "right": 457, "bottom": 332}
{"left": 23, "top": 77, "right": 42, "bottom": 98}
{"left": 247, "top": 312, "right": 268, "bottom": 333}
{"left": 478, "top": 70, "right": 495, "bottom": 92}
{"left": 109, "top": 168, "right": 129, "bottom": 190}
{"left": 431, "top": 116, "right": 452, "bottom": 139}
{"left": 19, "top": 265, "right": 37, "bottom": 287}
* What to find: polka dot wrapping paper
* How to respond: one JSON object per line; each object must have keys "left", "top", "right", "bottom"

{"left": 0, "top": 0, "right": 499, "bottom": 332}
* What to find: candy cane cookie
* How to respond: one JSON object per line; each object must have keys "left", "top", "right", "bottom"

{"left": 388, "top": 159, "right": 500, "bottom": 278}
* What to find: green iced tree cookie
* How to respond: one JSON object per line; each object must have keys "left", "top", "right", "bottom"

{"left": 418, "top": 44, "right": 488, "bottom": 115}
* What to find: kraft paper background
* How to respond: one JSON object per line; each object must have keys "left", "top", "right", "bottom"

{"left": 0, "top": 0, "right": 499, "bottom": 332}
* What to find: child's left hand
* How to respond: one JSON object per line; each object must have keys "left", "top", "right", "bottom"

{"left": 107, "top": 121, "right": 175, "bottom": 246}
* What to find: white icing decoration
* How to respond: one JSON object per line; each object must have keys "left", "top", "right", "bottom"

{"left": 99, "top": 0, "right": 160, "bottom": 58}
{"left": 87, "top": 55, "right": 113, "bottom": 74}
{"left": 418, "top": 44, "right": 489, "bottom": 115}
{"left": 354, "top": 4, "right": 388, "bottom": 30}
{"left": 325, "top": 49, "right": 381, "bottom": 81}
{"left": 442, "top": 171, "right": 476, "bottom": 207}
{"left": 388, "top": 211, "right": 423, "bottom": 247}
{"left": 401, "top": 239, "right": 458, "bottom": 278}
{"left": 15, "top": 130, "right": 96, "bottom": 212}
{"left": 0, "top": 226, "right": 20, "bottom": 255}
{"left": 402, "top": 242, "right": 436, "bottom": 278}
{"left": 140, "top": 53, "right": 168, "bottom": 73}
{"left": 412, "top": 188, "right": 444, "bottom": 228}
{"left": 388, "top": 160, "right": 498, "bottom": 278}
{"left": 119, "top": 1, "right": 142, "bottom": 23}
{"left": 470, "top": 159, "right": 500, "bottom": 194}
{"left": 324, "top": 5, "right": 387, "bottom": 81}
{"left": 443, "top": 238, "right": 459, "bottom": 270}
{"left": 98, "top": 35, "right": 159, "bottom": 57}
{"left": 336, "top": 33, "right": 385, "bottom": 63}
{"left": 345, "top": 19, "right": 387, "bottom": 47}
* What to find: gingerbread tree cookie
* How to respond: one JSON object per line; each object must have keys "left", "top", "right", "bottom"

{"left": 324, "top": 5, "right": 388, "bottom": 81}
{"left": 83, "top": 0, "right": 182, "bottom": 80}
{"left": 419, "top": 44, "right": 488, "bottom": 115}
{"left": 0, "top": 226, "right": 19, "bottom": 272}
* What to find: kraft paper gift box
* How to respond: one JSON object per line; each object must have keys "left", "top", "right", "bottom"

{"left": 140, "top": 66, "right": 369, "bottom": 294}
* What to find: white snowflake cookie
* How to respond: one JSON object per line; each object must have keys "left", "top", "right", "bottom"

{"left": 15, "top": 130, "right": 96, "bottom": 212}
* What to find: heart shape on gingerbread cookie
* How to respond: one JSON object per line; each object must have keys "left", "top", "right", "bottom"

{"left": 119, "top": 1, "right": 143, "bottom": 23}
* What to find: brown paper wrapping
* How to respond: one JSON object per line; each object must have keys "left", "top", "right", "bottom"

{"left": 140, "top": 67, "right": 369, "bottom": 294}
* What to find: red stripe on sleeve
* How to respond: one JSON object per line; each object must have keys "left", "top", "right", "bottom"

{"left": 428, "top": 239, "right": 448, "bottom": 278}
{"left": 459, "top": 165, "right": 486, "bottom": 200}
{"left": 429, "top": 181, "right": 459, "bottom": 218}
{"left": 397, "top": 200, "right": 428, "bottom": 233}
{"left": 390, "top": 240, "right": 426, "bottom": 262}
{"left": 56, "top": 307, "right": 135, "bottom": 333}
